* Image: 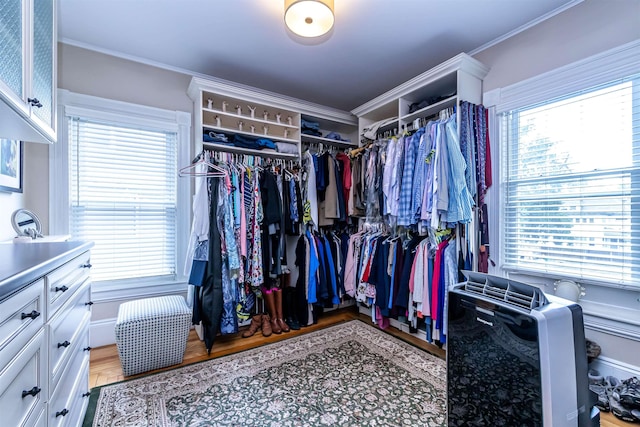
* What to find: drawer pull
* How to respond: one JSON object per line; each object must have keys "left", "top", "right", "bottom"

{"left": 82, "top": 263, "right": 93, "bottom": 269}
{"left": 82, "top": 392, "right": 91, "bottom": 398}
{"left": 21, "top": 386, "right": 41, "bottom": 398}
{"left": 58, "top": 340, "right": 71, "bottom": 348}
{"left": 21, "top": 310, "right": 41, "bottom": 320}
{"left": 55, "top": 409, "right": 69, "bottom": 417}
{"left": 84, "top": 346, "right": 92, "bottom": 352}
{"left": 85, "top": 301, "right": 94, "bottom": 306}
{"left": 55, "top": 285, "right": 69, "bottom": 293}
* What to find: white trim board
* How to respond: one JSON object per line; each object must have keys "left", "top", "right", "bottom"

{"left": 589, "top": 356, "right": 640, "bottom": 381}
{"left": 91, "top": 282, "right": 188, "bottom": 304}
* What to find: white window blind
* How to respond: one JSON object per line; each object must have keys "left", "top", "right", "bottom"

{"left": 68, "top": 116, "right": 178, "bottom": 282}
{"left": 500, "top": 73, "right": 640, "bottom": 286}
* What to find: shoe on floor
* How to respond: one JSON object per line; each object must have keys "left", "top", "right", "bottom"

{"left": 616, "top": 377, "right": 640, "bottom": 409}
{"left": 609, "top": 386, "right": 639, "bottom": 423}
{"left": 589, "top": 382, "right": 610, "bottom": 412}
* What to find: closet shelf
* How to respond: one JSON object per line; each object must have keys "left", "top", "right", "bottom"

{"left": 301, "top": 134, "right": 358, "bottom": 147}
{"left": 400, "top": 95, "right": 457, "bottom": 123}
{"left": 204, "top": 107, "right": 299, "bottom": 129}
{"left": 203, "top": 142, "right": 300, "bottom": 159}
{"left": 203, "top": 124, "right": 300, "bottom": 144}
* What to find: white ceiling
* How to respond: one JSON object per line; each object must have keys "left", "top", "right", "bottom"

{"left": 57, "top": 0, "right": 579, "bottom": 111}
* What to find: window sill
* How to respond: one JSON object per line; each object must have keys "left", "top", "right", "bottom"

{"left": 91, "top": 277, "right": 189, "bottom": 303}
{"left": 579, "top": 299, "right": 640, "bottom": 342}
{"left": 502, "top": 270, "right": 640, "bottom": 343}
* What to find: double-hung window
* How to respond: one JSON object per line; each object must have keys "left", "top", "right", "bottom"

{"left": 67, "top": 117, "right": 178, "bottom": 282}
{"left": 52, "top": 91, "right": 190, "bottom": 291}
{"left": 499, "top": 73, "right": 640, "bottom": 287}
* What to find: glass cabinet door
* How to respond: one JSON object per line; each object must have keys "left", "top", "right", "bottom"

{"left": 31, "top": 0, "right": 54, "bottom": 128}
{"left": 0, "top": 0, "right": 24, "bottom": 102}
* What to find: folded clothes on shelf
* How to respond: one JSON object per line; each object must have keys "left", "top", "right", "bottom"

{"left": 233, "top": 134, "right": 277, "bottom": 150}
{"left": 407, "top": 91, "right": 457, "bottom": 113}
{"left": 275, "top": 142, "right": 299, "bottom": 154}
{"left": 203, "top": 131, "right": 229, "bottom": 143}
{"left": 324, "top": 132, "right": 351, "bottom": 142}
{"left": 301, "top": 118, "right": 320, "bottom": 131}
{"left": 302, "top": 129, "right": 322, "bottom": 137}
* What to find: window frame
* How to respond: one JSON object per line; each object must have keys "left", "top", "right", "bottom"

{"left": 51, "top": 90, "right": 191, "bottom": 302}
{"left": 483, "top": 40, "right": 640, "bottom": 340}
{"left": 500, "top": 76, "right": 639, "bottom": 287}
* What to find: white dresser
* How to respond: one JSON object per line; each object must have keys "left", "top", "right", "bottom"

{"left": 0, "top": 241, "right": 94, "bottom": 427}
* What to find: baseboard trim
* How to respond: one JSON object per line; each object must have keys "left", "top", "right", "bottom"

{"left": 357, "top": 305, "right": 432, "bottom": 344}
{"left": 92, "top": 283, "right": 188, "bottom": 304}
{"left": 91, "top": 318, "right": 117, "bottom": 348}
{"left": 589, "top": 356, "right": 640, "bottom": 380}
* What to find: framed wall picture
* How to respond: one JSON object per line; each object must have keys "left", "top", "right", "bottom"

{"left": 0, "top": 139, "right": 23, "bottom": 193}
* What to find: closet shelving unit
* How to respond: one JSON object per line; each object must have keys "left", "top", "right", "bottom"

{"left": 353, "top": 53, "right": 488, "bottom": 138}
{"left": 188, "top": 77, "right": 359, "bottom": 161}
{"left": 350, "top": 52, "right": 490, "bottom": 343}
{"left": 187, "top": 76, "right": 359, "bottom": 339}
{"left": 194, "top": 91, "right": 300, "bottom": 159}
{"left": 300, "top": 115, "right": 359, "bottom": 150}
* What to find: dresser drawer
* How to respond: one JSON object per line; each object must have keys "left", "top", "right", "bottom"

{"left": 0, "top": 279, "right": 44, "bottom": 354}
{"left": 48, "top": 354, "right": 90, "bottom": 427}
{"left": 49, "top": 282, "right": 91, "bottom": 389}
{"left": 51, "top": 318, "right": 91, "bottom": 397}
{"left": 47, "top": 252, "right": 92, "bottom": 319}
{"left": 30, "top": 406, "right": 46, "bottom": 427}
{"left": 0, "top": 329, "right": 47, "bottom": 427}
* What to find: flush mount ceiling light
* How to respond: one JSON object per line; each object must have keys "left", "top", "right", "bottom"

{"left": 284, "top": 0, "right": 334, "bottom": 38}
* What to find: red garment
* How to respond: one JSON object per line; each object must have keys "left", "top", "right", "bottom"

{"left": 361, "top": 239, "right": 376, "bottom": 283}
{"left": 336, "top": 153, "right": 352, "bottom": 208}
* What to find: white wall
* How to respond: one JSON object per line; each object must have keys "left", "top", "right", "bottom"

{"left": 474, "top": 0, "right": 640, "bottom": 92}
{"left": 473, "top": 0, "right": 640, "bottom": 375}
{"left": 0, "top": 191, "right": 23, "bottom": 241}
{"left": 1, "top": 135, "right": 53, "bottom": 241}
{"left": 23, "top": 142, "right": 49, "bottom": 234}
{"left": 58, "top": 44, "right": 193, "bottom": 113}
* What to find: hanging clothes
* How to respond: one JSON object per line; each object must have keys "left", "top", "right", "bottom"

{"left": 201, "top": 176, "right": 223, "bottom": 354}
{"left": 350, "top": 101, "right": 491, "bottom": 341}
{"left": 260, "top": 169, "right": 283, "bottom": 282}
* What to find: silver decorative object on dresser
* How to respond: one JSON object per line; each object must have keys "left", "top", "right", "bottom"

{"left": 0, "top": 241, "right": 94, "bottom": 427}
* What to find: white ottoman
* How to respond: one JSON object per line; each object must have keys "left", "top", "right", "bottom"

{"left": 115, "top": 295, "right": 191, "bottom": 376}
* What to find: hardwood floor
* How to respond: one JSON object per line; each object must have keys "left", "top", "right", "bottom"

{"left": 89, "top": 307, "right": 627, "bottom": 426}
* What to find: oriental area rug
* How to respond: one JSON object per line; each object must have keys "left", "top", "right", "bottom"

{"left": 84, "top": 320, "right": 447, "bottom": 426}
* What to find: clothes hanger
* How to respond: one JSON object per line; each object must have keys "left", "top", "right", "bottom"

{"left": 179, "top": 152, "right": 226, "bottom": 177}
